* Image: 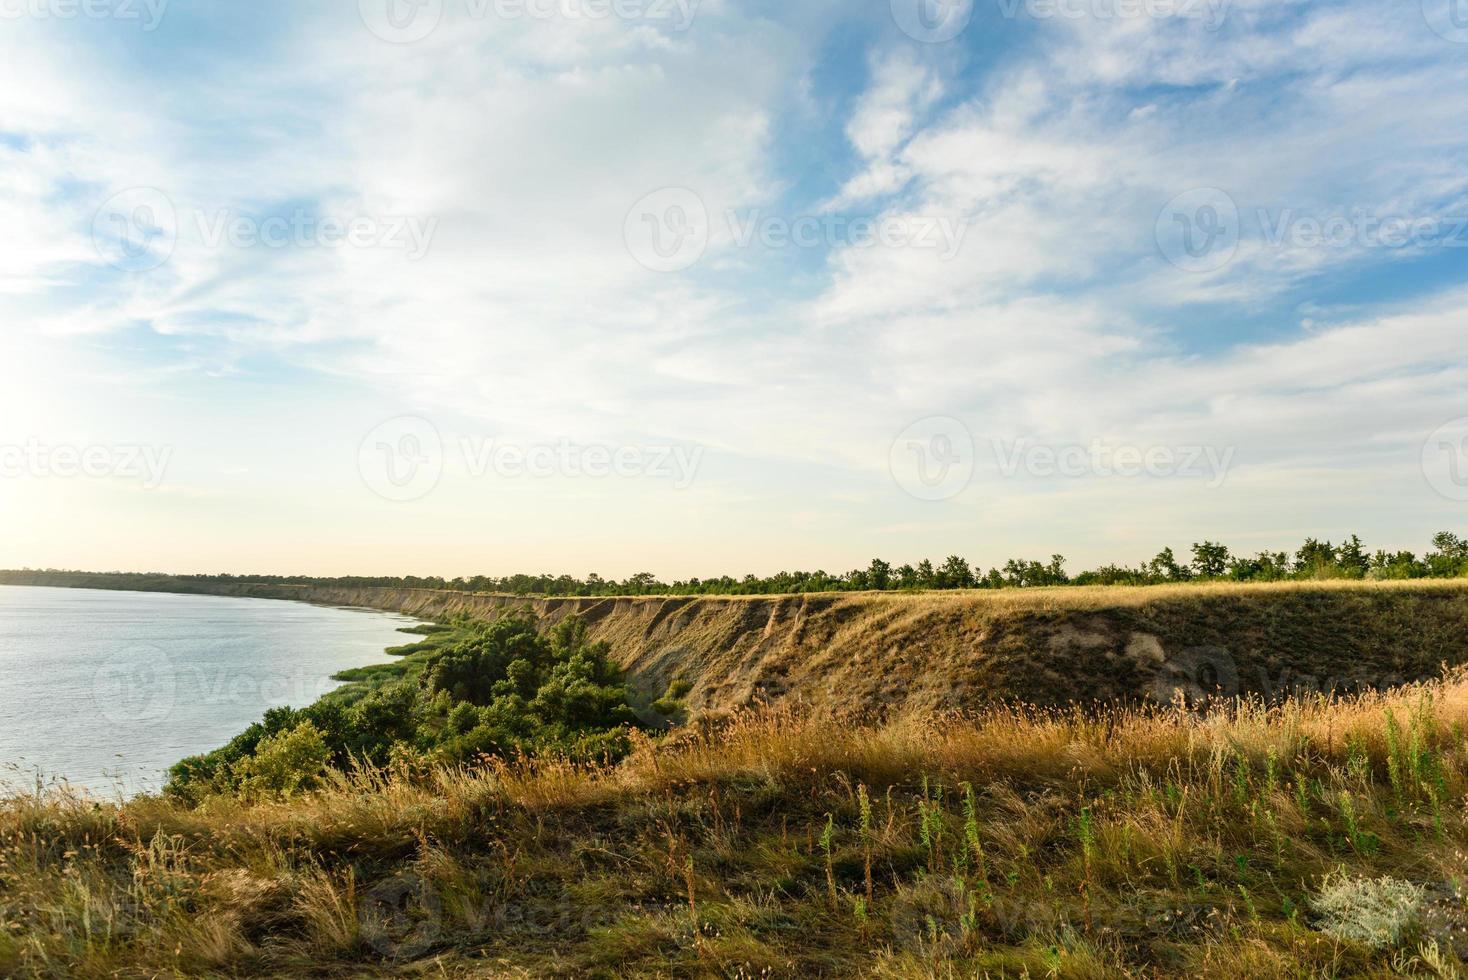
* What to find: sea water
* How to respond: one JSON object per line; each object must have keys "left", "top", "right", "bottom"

{"left": 0, "top": 585, "right": 416, "bottom": 795}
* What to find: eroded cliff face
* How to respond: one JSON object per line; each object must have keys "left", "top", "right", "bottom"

{"left": 210, "top": 581, "right": 1468, "bottom": 716}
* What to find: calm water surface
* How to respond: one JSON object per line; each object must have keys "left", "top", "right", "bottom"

{"left": 0, "top": 586, "right": 417, "bottom": 795}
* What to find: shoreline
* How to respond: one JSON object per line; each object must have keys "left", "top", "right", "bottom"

{"left": 0, "top": 585, "right": 429, "bottom": 797}
{"left": 11, "top": 576, "right": 1468, "bottom": 717}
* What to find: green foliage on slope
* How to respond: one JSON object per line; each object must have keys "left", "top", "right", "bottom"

{"left": 164, "top": 612, "right": 652, "bottom": 804}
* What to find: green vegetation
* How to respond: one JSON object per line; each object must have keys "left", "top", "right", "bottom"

{"left": 164, "top": 612, "right": 664, "bottom": 806}
{"left": 9, "top": 670, "right": 1468, "bottom": 975}
{"left": 6, "top": 530, "right": 1467, "bottom": 598}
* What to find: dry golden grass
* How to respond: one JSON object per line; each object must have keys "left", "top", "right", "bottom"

{"left": 334, "top": 575, "right": 1468, "bottom": 610}
{"left": 8, "top": 670, "right": 1468, "bottom": 976}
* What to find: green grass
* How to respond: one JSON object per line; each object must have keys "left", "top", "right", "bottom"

{"left": 9, "top": 669, "right": 1468, "bottom": 976}
{"left": 326, "top": 621, "right": 467, "bottom": 694}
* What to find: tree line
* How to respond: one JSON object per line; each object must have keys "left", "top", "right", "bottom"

{"left": 7, "top": 531, "right": 1468, "bottom": 597}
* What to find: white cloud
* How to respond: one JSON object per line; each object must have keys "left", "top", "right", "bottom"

{"left": 4, "top": 1, "right": 1468, "bottom": 574}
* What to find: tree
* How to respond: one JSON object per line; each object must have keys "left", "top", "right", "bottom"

{"left": 423, "top": 613, "right": 637, "bottom": 761}
{"left": 915, "top": 559, "right": 936, "bottom": 589}
{"left": 937, "top": 555, "right": 975, "bottom": 589}
{"left": 1191, "top": 541, "right": 1230, "bottom": 578}
{"left": 1337, "top": 535, "right": 1369, "bottom": 578}
{"left": 1045, "top": 555, "right": 1068, "bottom": 585}
{"left": 1427, "top": 532, "right": 1468, "bottom": 577}
{"left": 866, "top": 558, "right": 893, "bottom": 591}
{"left": 1295, "top": 538, "right": 1337, "bottom": 576}
{"left": 1146, "top": 547, "right": 1187, "bottom": 582}
{"left": 625, "top": 572, "right": 661, "bottom": 594}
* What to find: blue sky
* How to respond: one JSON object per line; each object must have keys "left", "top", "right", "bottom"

{"left": 2, "top": 0, "right": 1468, "bottom": 577}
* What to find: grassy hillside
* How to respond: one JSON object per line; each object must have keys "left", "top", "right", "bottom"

{"left": 145, "top": 579, "right": 1468, "bottom": 716}
{"left": 7, "top": 672, "right": 1468, "bottom": 976}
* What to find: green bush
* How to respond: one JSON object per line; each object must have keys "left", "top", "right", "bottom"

{"left": 231, "top": 721, "right": 331, "bottom": 799}
{"left": 165, "top": 613, "right": 660, "bottom": 804}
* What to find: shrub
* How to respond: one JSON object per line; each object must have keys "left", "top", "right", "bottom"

{"left": 1310, "top": 874, "right": 1425, "bottom": 948}
{"left": 422, "top": 612, "right": 638, "bottom": 759}
{"left": 166, "top": 613, "right": 653, "bottom": 802}
{"left": 232, "top": 721, "right": 332, "bottom": 799}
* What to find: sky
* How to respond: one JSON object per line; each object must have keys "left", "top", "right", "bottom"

{"left": 2, "top": 0, "right": 1467, "bottom": 579}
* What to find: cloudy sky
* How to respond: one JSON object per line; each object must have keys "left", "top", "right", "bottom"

{"left": 2, "top": 0, "right": 1467, "bottom": 578}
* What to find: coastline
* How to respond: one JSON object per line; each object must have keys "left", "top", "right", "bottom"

{"left": 10, "top": 573, "right": 1468, "bottom": 717}
{"left": 0, "top": 585, "right": 427, "bottom": 795}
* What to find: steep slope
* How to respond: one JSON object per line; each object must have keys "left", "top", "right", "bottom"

{"left": 173, "top": 579, "right": 1468, "bottom": 714}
